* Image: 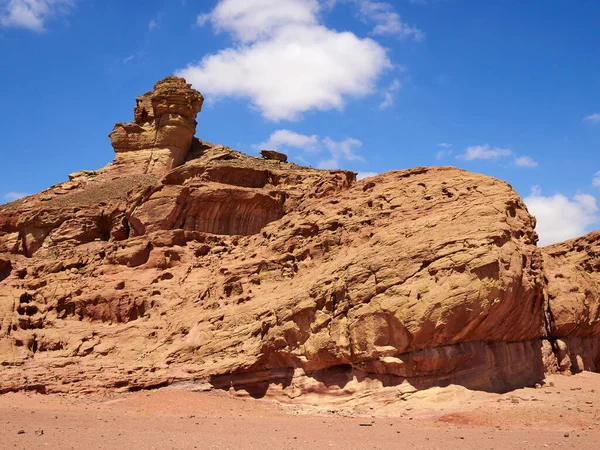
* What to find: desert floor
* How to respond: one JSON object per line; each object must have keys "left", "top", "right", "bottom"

{"left": 2, "top": 372, "right": 600, "bottom": 449}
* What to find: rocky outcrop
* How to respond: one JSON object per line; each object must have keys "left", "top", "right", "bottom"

{"left": 0, "top": 76, "right": 599, "bottom": 403}
{"left": 109, "top": 76, "right": 204, "bottom": 175}
{"left": 0, "top": 161, "right": 548, "bottom": 397}
{"left": 542, "top": 231, "right": 600, "bottom": 374}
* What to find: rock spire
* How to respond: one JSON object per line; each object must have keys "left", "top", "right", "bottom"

{"left": 109, "top": 76, "right": 204, "bottom": 175}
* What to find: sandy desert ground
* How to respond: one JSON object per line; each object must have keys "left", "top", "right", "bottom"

{"left": 2, "top": 372, "right": 600, "bottom": 449}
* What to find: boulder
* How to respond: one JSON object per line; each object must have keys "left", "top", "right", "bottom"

{"left": 260, "top": 150, "right": 288, "bottom": 163}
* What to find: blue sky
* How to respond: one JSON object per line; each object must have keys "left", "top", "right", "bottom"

{"left": 1, "top": 0, "right": 599, "bottom": 245}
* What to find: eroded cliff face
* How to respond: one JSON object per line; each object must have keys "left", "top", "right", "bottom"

{"left": 0, "top": 77, "right": 598, "bottom": 404}
{"left": 542, "top": 231, "right": 600, "bottom": 374}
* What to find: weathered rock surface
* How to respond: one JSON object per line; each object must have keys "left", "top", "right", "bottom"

{"left": 260, "top": 150, "right": 288, "bottom": 163}
{"left": 110, "top": 76, "right": 204, "bottom": 175}
{"left": 0, "top": 76, "right": 598, "bottom": 402}
{"left": 542, "top": 231, "right": 600, "bottom": 374}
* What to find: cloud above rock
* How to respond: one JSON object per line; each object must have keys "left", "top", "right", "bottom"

{"left": 458, "top": 144, "right": 512, "bottom": 161}
{"left": 258, "top": 129, "right": 365, "bottom": 169}
{"left": 524, "top": 186, "right": 598, "bottom": 246}
{"left": 177, "top": 0, "right": 393, "bottom": 121}
{"left": 3, "top": 191, "right": 30, "bottom": 202}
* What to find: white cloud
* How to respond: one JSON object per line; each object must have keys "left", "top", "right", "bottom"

{"left": 323, "top": 137, "right": 364, "bottom": 162}
{"left": 149, "top": 18, "right": 158, "bottom": 31}
{"left": 584, "top": 113, "right": 600, "bottom": 124}
{"left": 357, "top": 171, "right": 378, "bottom": 180}
{"left": 178, "top": 0, "right": 392, "bottom": 121}
{"left": 436, "top": 150, "right": 451, "bottom": 160}
{"left": 379, "top": 78, "right": 401, "bottom": 109}
{"left": 317, "top": 158, "right": 340, "bottom": 170}
{"left": 258, "top": 129, "right": 320, "bottom": 152}
{"left": 435, "top": 143, "right": 453, "bottom": 160}
{"left": 0, "top": 0, "right": 74, "bottom": 31}
{"left": 358, "top": 0, "right": 425, "bottom": 40}
{"left": 593, "top": 171, "right": 600, "bottom": 188}
{"left": 458, "top": 144, "right": 512, "bottom": 161}
{"left": 196, "top": 13, "right": 210, "bottom": 26}
{"left": 524, "top": 186, "right": 598, "bottom": 246}
{"left": 514, "top": 156, "right": 539, "bottom": 168}
{"left": 196, "top": 0, "right": 321, "bottom": 43}
{"left": 257, "top": 129, "right": 365, "bottom": 169}
{"left": 3, "top": 192, "right": 30, "bottom": 202}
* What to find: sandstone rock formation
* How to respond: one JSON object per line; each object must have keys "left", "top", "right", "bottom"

{"left": 0, "top": 76, "right": 598, "bottom": 403}
{"left": 542, "top": 231, "right": 600, "bottom": 374}
{"left": 109, "top": 76, "right": 203, "bottom": 175}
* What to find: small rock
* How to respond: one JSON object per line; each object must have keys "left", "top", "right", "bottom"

{"left": 564, "top": 432, "right": 570, "bottom": 438}
{"left": 17, "top": 430, "right": 25, "bottom": 435}
{"left": 35, "top": 429, "right": 44, "bottom": 436}
{"left": 260, "top": 150, "right": 288, "bottom": 163}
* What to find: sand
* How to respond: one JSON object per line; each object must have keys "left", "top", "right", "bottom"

{"left": 2, "top": 372, "right": 600, "bottom": 449}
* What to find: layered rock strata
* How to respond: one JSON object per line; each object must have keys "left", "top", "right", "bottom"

{"left": 542, "top": 231, "right": 600, "bottom": 374}
{"left": 109, "top": 76, "right": 204, "bottom": 175}
{"left": 0, "top": 77, "right": 599, "bottom": 404}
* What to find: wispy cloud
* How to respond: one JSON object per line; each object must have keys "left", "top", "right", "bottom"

{"left": 358, "top": 0, "right": 425, "bottom": 41}
{"left": 458, "top": 144, "right": 512, "bottom": 161}
{"left": 584, "top": 113, "right": 600, "bottom": 124}
{"left": 3, "top": 191, "right": 30, "bottom": 202}
{"left": 321, "top": 137, "right": 365, "bottom": 168}
{"left": 379, "top": 78, "right": 401, "bottom": 109}
{"left": 148, "top": 12, "right": 163, "bottom": 31}
{"left": 257, "top": 129, "right": 365, "bottom": 170}
{"left": 357, "top": 171, "right": 378, "bottom": 180}
{"left": 435, "top": 143, "right": 453, "bottom": 160}
{"left": 258, "top": 129, "right": 320, "bottom": 152}
{"left": 514, "top": 156, "right": 539, "bottom": 168}
{"left": 0, "top": 0, "right": 75, "bottom": 31}
{"left": 593, "top": 171, "right": 600, "bottom": 188}
{"left": 525, "top": 186, "right": 598, "bottom": 246}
